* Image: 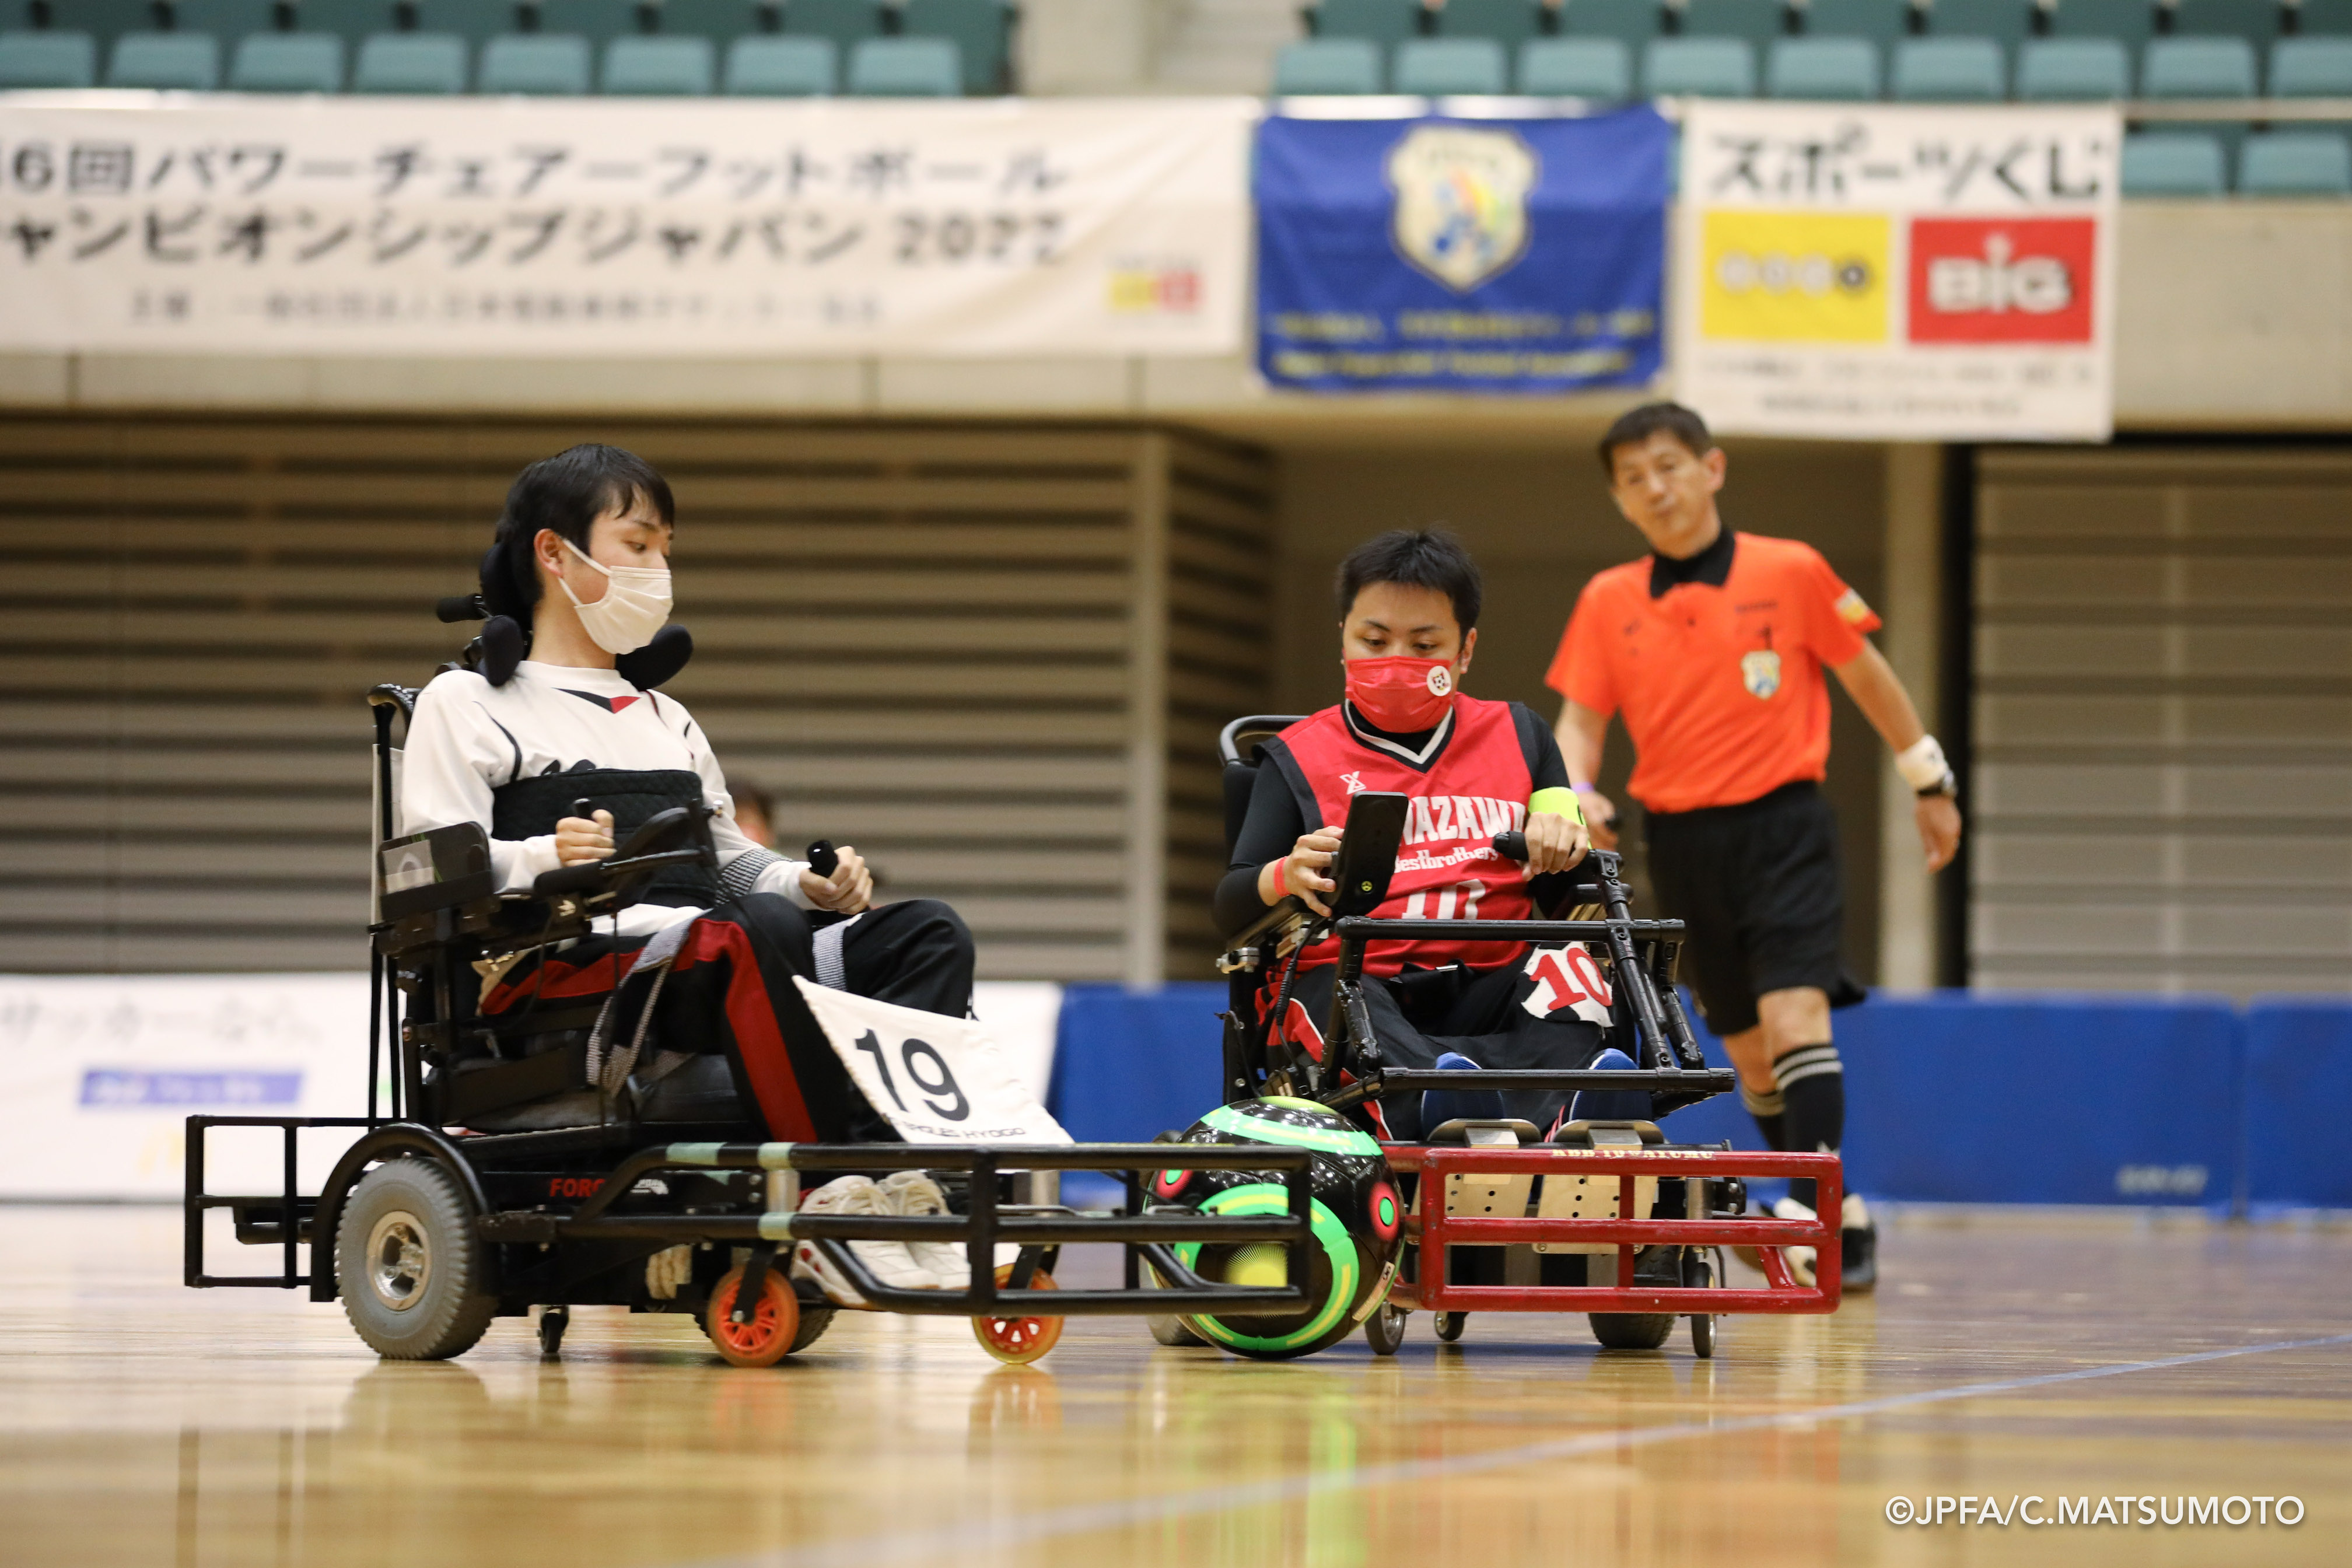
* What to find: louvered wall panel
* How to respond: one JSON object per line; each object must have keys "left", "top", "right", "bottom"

{"left": 1972, "top": 447, "right": 2352, "bottom": 998}
{"left": 0, "top": 416, "right": 1274, "bottom": 982}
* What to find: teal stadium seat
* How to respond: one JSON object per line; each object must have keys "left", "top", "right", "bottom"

{"left": 901, "top": 0, "right": 1010, "bottom": 93}
{"left": 2169, "top": 0, "right": 2279, "bottom": 51}
{"left": 845, "top": 35, "right": 958, "bottom": 94}
{"left": 2238, "top": 130, "right": 2352, "bottom": 195}
{"left": 661, "top": 0, "right": 765, "bottom": 45}
{"left": 1891, "top": 34, "right": 2005, "bottom": 97}
{"left": 1679, "top": 0, "right": 1790, "bottom": 47}
{"left": 2270, "top": 37, "right": 2352, "bottom": 96}
{"left": 1800, "top": 0, "right": 1912, "bottom": 46}
{"left": 2120, "top": 131, "right": 2227, "bottom": 194}
{"left": 43, "top": 1, "right": 156, "bottom": 59}
{"left": 1644, "top": 35, "right": 1756, "bottom": 92}
{"left": 539, "top": 0, "right": 646, "bottom": 45}
{"left": 1434, "top": 0, "right": 1546, "bottom": 46}
{"left": 783, "top": 0, "right": 883, "bottom": 50}
{"left": 1922, "top": 0, "right": 2030, "bottom": 64}
{"left": 1308, "top": 0, "right": 1423, "bottom": 45}
{"left": 351, "top": 28, "right": 466, "bottom": 89}
{"left": 1766, "top": 36, "right": 1881, "bottom": 96}
{"left": 0, "top": 26, "right": 97, "bottom": 83}
{"left": 477, "top": 30, "right": 590, "bottom": 91}
{"left": 2017, "top": 37, "right": 2129, "bottom": 97}
{"left": 1394, "top": 34, "right": 1508, "bottom": 90}
{"left": 1518, "top": 34, "right": 1632, "bottom": 94}
{"left": 2301, "top": 0, "right": 2352, "bottom": 36}
{"left": 2141, "top": 36, "right": 2259, "bottom": 96}
{"left": 724, "top": 32, "right": 832, "bottom": 92}
{"left": 602, "top": 31, "right": 710, "bottom": 90}
{"left": 229, "top": 28, "right": 344, "bottom": 87}
{"left": 1561, "top": 0, "right": 1662, "bottom": 51}
{"left": 2048, "top": 0, "right": 2155, "bottom": 51}
{"left": 108, "top": 28, "right": 220, "bottom": 85}
{"left": 1272, "top": 36, "right": 1383, "bottom": 91}
{"left": 172, "top": 0, "right": 281, "bottom": 39}
{"left": 389, "top": 1, "right": 519, "bottom": 50}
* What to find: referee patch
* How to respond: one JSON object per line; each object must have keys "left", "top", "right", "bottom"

{"left": 1833, "top": 588, "right": 1874, "bottom": 626}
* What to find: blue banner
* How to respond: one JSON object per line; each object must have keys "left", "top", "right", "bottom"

{"left": 1254, "top": 108, "right": 1671, "bottom": 394}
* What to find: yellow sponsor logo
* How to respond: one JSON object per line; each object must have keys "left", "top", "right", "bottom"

{"left": 1699, "top": 210, "right": 1890, "bottom": 344}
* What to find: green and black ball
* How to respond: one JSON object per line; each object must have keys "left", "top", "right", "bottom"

{"left": 1150, "top": 1097, "right": 1402, "bottom": 1360}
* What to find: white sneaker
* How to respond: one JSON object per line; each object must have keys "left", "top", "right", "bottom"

{"left": 876, "top": 1170, "right": 967, "bottom": 1288}
{"left": 789, "top": 1175, "right": 933, "bottom": 1307}
{"left": 1771, "top": 1195, "right": 1819, "bottom": 1289}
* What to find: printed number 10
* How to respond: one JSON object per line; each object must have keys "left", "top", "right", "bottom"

{"left": 851, "top": 1030, "right": 971, "bottom": 1122}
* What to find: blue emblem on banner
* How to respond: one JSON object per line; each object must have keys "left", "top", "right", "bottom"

{"left": 80, "top": 1069, "right": 303, "bottom": 1108}
{"left": 1254, "top": 107, "right": 1671, "bottom": 393}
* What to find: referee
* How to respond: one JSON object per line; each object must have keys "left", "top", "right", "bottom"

{"left": 1546, "top": 404, "right": 1962, "bottom": 1291}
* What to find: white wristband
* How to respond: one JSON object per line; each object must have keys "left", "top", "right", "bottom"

{"left": 1894, "top": 734, "right": 1951, "bottom": 792}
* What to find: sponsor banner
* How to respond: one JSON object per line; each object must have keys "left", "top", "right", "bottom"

{"left": 1255, "top": 108, "right": 1670, "bottom": 393}
{"left": 1675, "top": 103, "right": 2120, "bottom": 441}
{"left": 0, "top": 94, "right": 1252, "bottom": 356}
{"left": 0, "top": 972, "right": 1060, "bottom": 1198}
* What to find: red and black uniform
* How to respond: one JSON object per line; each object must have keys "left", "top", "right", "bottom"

{"left": 1218, "top": 696, "right": 1610, "bottom": 1139}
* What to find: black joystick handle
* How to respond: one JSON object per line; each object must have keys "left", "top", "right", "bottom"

{"left": 1492, "top": 830, "right": 1528, "bottom": 862}
{"left": 806, "top": 840, "right": 840, "bottom": 878}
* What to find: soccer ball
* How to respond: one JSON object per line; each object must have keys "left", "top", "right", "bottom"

{"left": 1150, "top": 1097, "right": 1402, "bottom": 1360}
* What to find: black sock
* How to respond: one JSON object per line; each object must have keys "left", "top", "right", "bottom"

{"left": 1774, "top": 1044, "right": 1843, "bottom": 1214}
{"left": 1739, "top": 1081, "right": 1787, "bottom": 1151}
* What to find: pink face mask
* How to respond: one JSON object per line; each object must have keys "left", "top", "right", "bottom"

{"left": 1345, "top": 656, "right": 1457, "bottom": 732}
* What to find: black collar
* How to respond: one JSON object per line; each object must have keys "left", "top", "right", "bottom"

{"left": 1648, "top": 528, "right": 1735, "bottom": 598}
{"left": 1342, "top": 701, "right": 1454, "bottom": 772}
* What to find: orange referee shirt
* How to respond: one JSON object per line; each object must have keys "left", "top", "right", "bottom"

{"left": 1545, "top": 532, "right": 1881, "bottom": 814}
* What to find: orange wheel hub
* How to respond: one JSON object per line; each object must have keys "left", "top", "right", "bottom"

{"left": 971, "top": 1262, "right": 1063, "bottom": 1365}
{"left": 705, "top": 1262, "right": 802, "bottom": 1368}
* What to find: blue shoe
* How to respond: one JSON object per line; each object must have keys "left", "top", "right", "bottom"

{"left": 1567, "top": 1047, "right": 1651, "bottom": 1125}
{"left": 1420, "top": 1051, "right": 1504, "bottom": 1133}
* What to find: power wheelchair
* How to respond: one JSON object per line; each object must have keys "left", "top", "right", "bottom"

{"left": 179, "top": 677, "right": 1329, "bottom": 1368}
{"left": 1211, "top": 716, "right": 1846, "bottom": 1357}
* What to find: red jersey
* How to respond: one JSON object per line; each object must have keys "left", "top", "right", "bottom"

{"left": 1265, "top": 696, "right": 1551, "bottom": 977}
{"left": 1545, "top": 532, "right": 1880, "bottom": 814}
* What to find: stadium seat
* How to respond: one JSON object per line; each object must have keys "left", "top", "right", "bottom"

{"left": 660, "top": 0, "right": 765, "bottom": 45}
{"left": 351, "top": 28, "right": 466, "bottom": 90}
{"left": 2017, "top": 36, "right": 2130, "bottom": 97}
{"left": 1435, "top": 0, "right": 1546, "bottom": 44}
{"left": 0, "top": 26, "right": 96, "bottom": 85}
{"left": 1643, "top": 35, "right": 1756, "bottom": 93}
{"left": 228, "top": 28, "right": 344, "bottom": 88}
{"left": 2301, "top": 0, "right": 2352, "bottom": 35}
{"left": 2169, "top": 0, "right": 2278, "bottom": 51}
{"left": 388, "top": 1, "right": 514, "bottom": 50}
{"left": 1799, "top": 0, "right": 1911, "bottom": 46}
{"left": 1272, "top": 36, "right": 1382, "bottom": 92}
{"left": 901, "top": 0, "right": 1009, "bottom": 93}
{"left": 108, "top": 29, "right": 220, "bottom": 86}
{"left": 2141, "top": 36, "right": 2258, "bottom": 97}
{"left": 540, "top": 0, "right": 647, "bottom": 44}
{"left": 1679, "top": 0, "right": 1788, "bottom": 45}
{"left": 845, "top": 36, "right": 959, "bottom": 94}
{"left": 1307, "top": 0, "right": 1424, "bottom": 45}
{"left": 1922, "top": 0, "right": 2033, "bottom": 51}
{"left": 602, "top": 32, "right": 710, "bottom": 92}
{"left": 2270, "top": 37, "right": 2352, "bottom": 97}
{"left": 1560, "top": 0, "right": 1662, "bottom": 50}
{"left": 2047, "top": 0, "right": 2155, "bottom": 51}
{"left": 2120, "top": 131, "right": 2227, "bottom": 195}
{"left": 173, "top": 0, "right": 282, "bottom": 39}
{"left": 1394, "top": 35, "right": 1507, "bottom": 91}
{"left": 1891, "top": 35, "right": 2004, "bottom": 97}
{"left": 723, "top": 32, "right": 833, "bottom": 93}
{"left": 2238, "top": 130, "right": 2352, "bottom": 195}
{"left": 1766, "top": 35, "right": 1880, "bottom": 97}
{"left": 1518, "top": 34, "right": 1631, "bottom": 95}
{"left": 784, "top": 0, "right": 885, "bottom": 49}
{"left": 477, "top": 31, "right": 590, "bottom": 92}
{"left": 43, "top": 0, "right": 153, "bottom": 60}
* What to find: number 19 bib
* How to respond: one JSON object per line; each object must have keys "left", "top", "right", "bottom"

{"left": 793, "top": 978, "right": 1072, "bottom": 1145}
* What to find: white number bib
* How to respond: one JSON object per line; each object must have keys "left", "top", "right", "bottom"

{"left": 1520, "top": 943, "right": 1615, "bottom": 1028}
{"left": 793, "top": 979, "right": 1073, "bottom": 1146}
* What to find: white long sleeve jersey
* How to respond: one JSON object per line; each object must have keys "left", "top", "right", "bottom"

{"left": 399, "top": 659, "right": 810, "bottom": 935}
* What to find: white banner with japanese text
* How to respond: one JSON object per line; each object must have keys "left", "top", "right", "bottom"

{"left": 0, "top": 93, "right": 1253, "bottom": 356}
{"left": 1673, "top": 103, "right": 2120, "bottom": 442}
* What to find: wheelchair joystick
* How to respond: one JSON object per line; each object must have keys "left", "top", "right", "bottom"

{"left": 806, "top": 841, "right": 840, "bottom": 879}
{"left": 1492, "top": 830, "right": 1528, "bottom": 862}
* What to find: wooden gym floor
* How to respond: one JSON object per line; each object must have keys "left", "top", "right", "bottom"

{"left": 0, "top": 1205, "right": 2344, "bottom": 1567}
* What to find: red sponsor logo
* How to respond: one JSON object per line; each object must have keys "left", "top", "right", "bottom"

{"left": 1907, "top": 217, "right": 2097, "bottom": 345}
{"left": 547, "top": 1176, "right": 604, "bottom": 1200}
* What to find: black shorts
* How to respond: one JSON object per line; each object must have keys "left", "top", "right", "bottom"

{"left": 1643, "top": 780, "right": 1866, "bottom": 1038}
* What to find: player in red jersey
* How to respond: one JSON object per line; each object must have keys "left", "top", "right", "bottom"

{"left": 1214, "top": 530, "right": 1634, "bottom": 1140}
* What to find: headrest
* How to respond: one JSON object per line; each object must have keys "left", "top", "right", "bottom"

{"left": 452, "top": 541, "right": 693, "bottom": 691}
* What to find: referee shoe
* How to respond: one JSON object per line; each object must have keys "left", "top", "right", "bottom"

{"left": 1841, "top": 1192, "right": 1878, "bottom": 1294}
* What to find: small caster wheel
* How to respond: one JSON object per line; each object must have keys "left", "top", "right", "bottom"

{"left": 1690, "top": 1311, "right": 1716, "bottom": 1359}
{"left": 1434, "top": 1311, "right": 1466, "bottom": 1343}
{"left": 1363, "top": 1301, "right": 1408, "bottom": 1356}
{"left": 973, "top": 1264, "right": 1063, "bottom": 1366}
{"left": 705, "top": 1263, "right": 800, "bottom": 1368}
{"left": 1685, "top": 1249, "right": 1718, "bottom": 1359}
{"left": 537, "top": 1304, "right": 569, "bottom": 1360}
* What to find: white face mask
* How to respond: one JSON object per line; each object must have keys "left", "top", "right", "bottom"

{"left": 556, "top": 536, "right": 672, "bottom": 655}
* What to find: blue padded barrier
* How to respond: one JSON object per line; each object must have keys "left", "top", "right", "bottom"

{"left": 1047, "top": 983, "right": 1229, "bottom": 1144}
{"left": 2241, "top": 1000, "right": 2352, "bottom": 1210}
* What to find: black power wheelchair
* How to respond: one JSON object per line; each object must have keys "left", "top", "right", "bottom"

{"left": 1208, "top": 717, "right": 1846, "bottom": 1357}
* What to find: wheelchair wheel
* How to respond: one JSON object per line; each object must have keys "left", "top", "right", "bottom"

{"left": 1363, "top": 1300, "right": 1408, "bottom": 1356}
{"left": 1141, "top": 1261, "right": 1209, "bottom": 1347}
{"left": 790, "top": 1303, "right": 836, "bottom": 1355}
{"left": 1433, "top": 1311, "right": 1466, "bottom": 1343}
{"left": 1687, "top": 1250, "right": 1718, "bottom": 1360}
{"left": 972, "top": 1264, "right": 1063, "bottom": 1365}
{"left": 705, "top": 1263, "right": 802, "bottom": 1368}
{"left": 1588, "top": 1311, "right": 1675, "bottom": 1351}
{"left": 335, "top": 1156, "right": 496, "bottom": 1362}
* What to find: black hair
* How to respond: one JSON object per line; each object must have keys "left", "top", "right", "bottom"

{"left": 733, "top": 783, "right": 775, "bottom": 822}
{"left": 481, "top": 443, "right": 676, "bottom": 626}
{"left": 1333, "top": 528, "right": 1482, "bottom": 634}
{"left": 1597, "top": 402, "right": 1716, "bottom": 474}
